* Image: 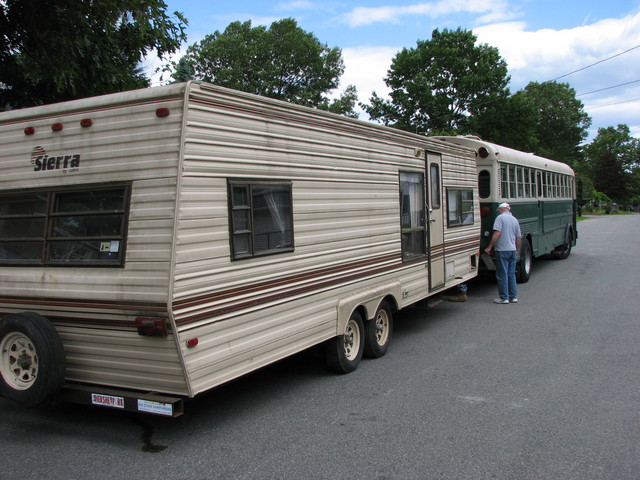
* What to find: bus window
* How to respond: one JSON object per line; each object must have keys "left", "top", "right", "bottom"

{"left": 537, "top": 171, "right": 543, "bottom": 197}
{"left": 517, "top": 167, "right": 524, "bottom": 198}
{"left": 509, "top": 165, "right": 516, "bottom": 198}
{"left": 501, "top": 165, "right": 508, "bottom": 198}
{"left": 478, "top": 170, "right": 490, "bottom": 199}
{"left": 569, "top": 178, "right": 574, "bottom": 198}
{"left": 543, "top": 172, "right": 549, "bottom": 198}
{"left": 524, "top": 168, "right": 531, "bottom": 198}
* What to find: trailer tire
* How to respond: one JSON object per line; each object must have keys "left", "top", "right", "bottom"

{"left": 325, "top": 310, "right": 364, "bottom": 374}
{"left": 516, "top": 239, "right": 532, "bottom": 283}
{"left": 364, "top": 301, "right": 393, "bottom": 358}
{"left": 0, "top": 313, "right": 65, "bottom": 407}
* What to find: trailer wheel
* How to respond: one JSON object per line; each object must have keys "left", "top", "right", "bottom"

{"left": 0, "top": 313, "right": 65, "bottom": 407}
{"left": 516, "top": 239, "right": 532, "bottom": 283}
{"left": 325, "top": 310, "right": 364, "bottom": 374}
{"left": 364, "top": 301, "right": 393, "bottom": 358}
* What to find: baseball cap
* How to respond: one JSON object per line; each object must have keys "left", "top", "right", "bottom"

{"left": 497, "top": 202, "right": 510, "bottom": 210}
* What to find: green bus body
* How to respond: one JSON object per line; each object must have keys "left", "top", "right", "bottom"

{"left": 434, "top": 136, "right": 577, "bottom": 282}
{"left": 480, "top": 199, "right": 577, "bottom": 256}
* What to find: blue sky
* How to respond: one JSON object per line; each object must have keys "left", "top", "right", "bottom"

{"left": 154, "top": 0, "right": 640, "bottom": 141}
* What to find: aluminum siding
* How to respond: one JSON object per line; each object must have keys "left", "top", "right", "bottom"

{"left": 172, "top": 84, "right": 479, "bottom": 395}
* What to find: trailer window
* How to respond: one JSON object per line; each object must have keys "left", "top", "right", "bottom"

{"left": 400, "top": 172, "right": 426, "bottom": 260}
{"left": 0, "top": 184, "right": 130, "bottom": 266}
{"left": 229, "top": 181, "right": 293, "bottom": 259}
{"left": 447, "top": 189, "right": 474, "bottom": 227}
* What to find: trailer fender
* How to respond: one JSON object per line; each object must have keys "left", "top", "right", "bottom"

{"left": 0, "top": 312, "right": 65, "bottom": 407}
{"left": 336, "top": 282, "right": 402, "bottom": 335}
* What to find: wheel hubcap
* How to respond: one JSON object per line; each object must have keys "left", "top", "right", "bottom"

{"left": 375, "top": 310, "right": 389, "bottom": 345}
{"left": 343, "top": 319, "right": 360, "bottom": 361}
{"left": 1, "top": 332, "right": 39, "bottom": 390}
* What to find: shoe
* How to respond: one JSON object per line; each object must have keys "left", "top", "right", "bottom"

{"left": 510, "top": 298, "right": 518, "bottom": 303}
{"left": 449, "top": 293, "right": 467, "bottom": 302}
{"left": 493, "top": 298, "right": 509, "bottom": 304}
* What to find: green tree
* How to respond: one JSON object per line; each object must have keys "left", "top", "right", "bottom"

{"left": 170, "top": 56, "right": 195, "bottom": 83}
{"left": 510, "top": 81, "right": 591, "bottom": 166}
{"left": 321, "top": 85, "right": 359, "bottom": 118}
{"left": 184, "top": 18, "right": 355, "bottom": 114}
{"left": 582, "top": 124, "right": 640, "bottom": 203}
{"left": 362, "top": 28, "right": 510, "bottom": 134}
{"left": 467, "top": 93, "right": 538, "bottom": 150}
{"left": 0, "top": 0, "right": 187, "bottom": 110}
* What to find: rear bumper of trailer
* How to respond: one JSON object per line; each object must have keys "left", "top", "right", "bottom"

{"left": 57, "top": 383, "right": 185, "bottom": 417}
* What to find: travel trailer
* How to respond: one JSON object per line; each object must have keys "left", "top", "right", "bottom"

{"left": 0, "top": 82, "right": 479, "bottom": 416}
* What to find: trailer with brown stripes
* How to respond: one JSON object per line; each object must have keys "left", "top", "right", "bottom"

{"left": 0, "top": 82, "right": 479, "bottom": 416}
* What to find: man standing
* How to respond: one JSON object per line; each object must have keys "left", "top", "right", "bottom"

{"left": 485, "top": 203, "right": 522, "bottom": 304}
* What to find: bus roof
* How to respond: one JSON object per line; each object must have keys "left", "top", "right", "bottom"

{"left": 432, "top": 136, "right": 575, "bottom": 176}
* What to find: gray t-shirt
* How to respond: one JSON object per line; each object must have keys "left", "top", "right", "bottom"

{"left": 493, "top": 212, "right": 521, "bottom": 251}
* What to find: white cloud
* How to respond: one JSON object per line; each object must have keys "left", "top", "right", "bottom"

{"left": 474, "top": 12, "right": 640, "bottom": 88}
{"left": 340, "top": 46, "right": 398, "bottom": 99}
{"left": 276, "top": 1, "right": 316, "bottom": 10}
{"left": 473, "top": 10, "right": 640, "bottom": 138}
{"left": 340, "top": 0, "right": 516, "bottom": 28}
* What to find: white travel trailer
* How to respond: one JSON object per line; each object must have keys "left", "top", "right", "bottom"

{"left": 0, "top": 82, "right": 479, "bottom": 416}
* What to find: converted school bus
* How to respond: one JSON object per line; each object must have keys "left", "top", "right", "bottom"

{"left": 0, "top": 82, "right": 479, "bottom": 416}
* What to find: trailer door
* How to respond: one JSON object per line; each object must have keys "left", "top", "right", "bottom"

{"left": 427, "top": 152, "right": 445, "bottom": 289}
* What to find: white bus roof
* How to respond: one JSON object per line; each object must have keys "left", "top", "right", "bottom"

{"left": 432, "top": 136, "right": 575, "bottom": 176}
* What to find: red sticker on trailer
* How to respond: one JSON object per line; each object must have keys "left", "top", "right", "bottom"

{"left": 91, "top": 393, "right": 125, "bottom": 409}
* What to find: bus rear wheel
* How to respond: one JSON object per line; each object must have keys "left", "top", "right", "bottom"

{"left": 516, "top": 239, "right": 532, "bottom": 283}
{"left": 552, "top": 229, "right": 573, "bottom": 260}
{"left": 0, "top": 313, "right": 65, "bottom": 407}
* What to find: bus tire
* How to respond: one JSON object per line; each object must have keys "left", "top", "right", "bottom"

{"left": 0, "top": 312, "right": 65, "bottom": 407}
{"left": 364, "top": 301, "right": 393, "bottom": 358}
{"left": 552, "top": 228, "right": 573, "bottom": 260}
{"left": 325, "top": 310, "right": 364, "bottom": 374}
{"left": 516, "top": 239, "right": 532, "bottom": 283}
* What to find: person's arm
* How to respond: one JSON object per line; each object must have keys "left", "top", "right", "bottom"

{"left": 516, "top": 236, "right": 522, "bottom": 251}
{"left": 485, "top": 230, "right": 501, "bottom": 253}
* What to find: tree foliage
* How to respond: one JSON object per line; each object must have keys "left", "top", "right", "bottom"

{"left": 581, "top": 124, "right": 640, "bottom": 203}
{"left": 470, "top": 81, "right": 591, "bottom": 168}
{"left": 0, "top": 0, "right": 187, "bottom": 110}
{"left": 467, "top": 93, "right": 538, "bottom": 150}
{"left": 363, "top": 28, "right": 510, "bottom": 134}
{"left": 321, "top": 85, "right": 360, "bottom": 118}
{"left": 170, "top": 56, "right": 195, "bottom": 83}
{"left": 184, "top": 18, "right": 355, "bottom": 114}
{"left": 510, "top": 82, "right": 591, "bottom": 166}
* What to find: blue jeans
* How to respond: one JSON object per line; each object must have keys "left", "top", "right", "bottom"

{"left": 494, "top": 250, "right": 517, "bottom": 301}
